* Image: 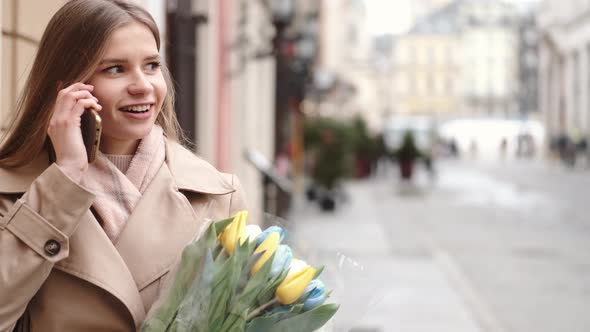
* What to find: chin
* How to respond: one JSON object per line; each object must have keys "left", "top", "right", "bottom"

{"left": 130, "top": 125, "right": 156, "bottom": 139}
{"left": 112, "top": 125, "right": 156, "bottom": 141}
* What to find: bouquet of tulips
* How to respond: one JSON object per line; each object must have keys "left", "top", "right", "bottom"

{"left": 141, "top": 211, "right": 339, "bottom": 332}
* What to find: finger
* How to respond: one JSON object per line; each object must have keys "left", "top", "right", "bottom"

{"left": 55, "top": 89, "right": 98, "bottom": 115}
{"left": 72, "top": 99, "right": 103, "bottom": 118}
{"left": 57, "top": 82, "right": 94, "bottom": 100}
{"left": 69, "top": 90, "right": 99, "bottom": 103}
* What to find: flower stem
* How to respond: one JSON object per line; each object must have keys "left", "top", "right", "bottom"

{"left": 246, "top": 297, "right": 279, "bottom": 320}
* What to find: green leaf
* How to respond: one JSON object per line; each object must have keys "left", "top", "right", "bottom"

{"left": 214, "top": 249, "right": 229, "bottom": 266}
{"left": 246, "top": 314, "right": 281, "bottom": 332}
{"left": 256, "top": 269, "right": 289, "bottom": 306}
{"left": 245, "top": 305, "right": 302, "bottom": 332}
{"left": 211, "top": 253, "right": 234, "bottom": 289}
{"left": 222, "top": 312, "right": 247, "bottom": 332}
{"left": 172, "top": 250, "right": 215, "bottom": 332}
{"left": 236, "top": 247, "right": 263, "bottom": 293}
{"left": 208, "top": 274, "right": 232, "bottom": 331}
{"left": 218, "top": 310, "right": 247, "bottom": 332}
{"left": 214, "top": 216, "right": 235, "bottom": 235}
{"left": 209, "top": 249, "right": 247, "bottom": 331}
{"left": 233, "top": 252, "right": 275, "bottom": 313}
{"left": 282, "top": 303, "right": 304, "bottom": 320}
{"left": 266, "top": 304, "right": 339, "bottom": 332}
{"left": 142, "top": 223, "right": 217, "bottom": 331}
{"left": 313, "top": 266, "right": 325, "bottom": 279}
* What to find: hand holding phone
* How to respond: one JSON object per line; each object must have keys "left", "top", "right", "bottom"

{"left": 47, "top": 82, "right": 102, "bottom": 182}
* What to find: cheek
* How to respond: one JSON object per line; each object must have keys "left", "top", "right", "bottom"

{"left": 156, "top": 79, "right": 167, "bottom": 103}
{"left": 90, "top": 84, "right": 117, "bottom": 109}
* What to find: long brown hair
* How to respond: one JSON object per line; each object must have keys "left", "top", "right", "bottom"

{"left": 0, "top": 0, "right": 184, "bottom": 168}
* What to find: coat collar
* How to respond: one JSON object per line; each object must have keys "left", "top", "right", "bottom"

{"left": 0, "top": 138, "right": 235, "bottom": 195}
{"left": 165, "top": 140, "right": 235, "bottom": 195}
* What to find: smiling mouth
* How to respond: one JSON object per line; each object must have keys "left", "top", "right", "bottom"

{"left": 119, "top": 104, "right": 153, "bottom": 113}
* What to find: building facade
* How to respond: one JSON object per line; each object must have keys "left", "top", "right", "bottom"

{"left": 391, "top": 0, "right": 520, "bottom": 120}
{"left": 537, "top": 0, "right": 590, "bottom": 141}
{"left": 518, "top": 12, "right": 539, "bottom": 116}
{"left": 459, "top": 0, "right": 520, "bottom": 117}
{"left": 314, "top": 0, "right": 385, "bottom": 131}
{"left": 392, "top": 3, "right": 462, "bottom": 118}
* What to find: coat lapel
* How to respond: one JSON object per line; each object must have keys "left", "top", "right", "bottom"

{"left": 54, "top": 212, "right": 147, "bottom": 327}
{"left": 114, "top": 162, "right": 211, "bottom": 291}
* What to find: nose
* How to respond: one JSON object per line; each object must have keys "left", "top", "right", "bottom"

{"left": 127, "top": 70, "right": 153, "bottom": 95}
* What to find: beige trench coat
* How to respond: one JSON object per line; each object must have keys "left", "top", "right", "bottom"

{"left": 0, "top": 140, "right": 247, "bottom": 331}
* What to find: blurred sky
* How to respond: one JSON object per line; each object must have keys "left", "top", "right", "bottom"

{"left": 365, "top": 0, "right": 413, "bottom": 35}
{"left": 365, "top": 0, "right": 540, "bottom": 36}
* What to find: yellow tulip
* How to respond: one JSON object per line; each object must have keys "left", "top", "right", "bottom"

{"left": 220, "top": 210, "right": 248, "bottom": 254}
{"left": 275, "top": 263, "right": 317, "bottom": 305}
{"left": 250, "top": 232, "right": 280, "bottom": 275}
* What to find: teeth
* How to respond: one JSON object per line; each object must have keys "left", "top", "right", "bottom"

{"left": 121, "top": 105, "right": 151, "bottom": 112}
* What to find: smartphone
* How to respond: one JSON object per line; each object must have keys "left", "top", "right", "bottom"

{"left": 80, "top": 108, "right": 102, "bottom": 163}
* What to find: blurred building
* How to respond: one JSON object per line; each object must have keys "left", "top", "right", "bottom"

{"left": 1, "top": 0, "right": 68, "bottom": 134}
{"left": 460, "top": 0, "right": 520, "bottom": 117}
{"left": 392, "top": 2, "right": 462, "bottom": 117}
{"left": 311, "top": 0, "right": 383, "bottom": 131}
{"left": 391, "top": 0, "right": 520, "bottom": 119}
{"left": 0, "top": 0, "right": 292, "bottom": 219}
{"left": 538, "top": 0, "right": 590, "bottom": 141}
{"left": 517, "top": 13, "right": 539, "bottom": 116}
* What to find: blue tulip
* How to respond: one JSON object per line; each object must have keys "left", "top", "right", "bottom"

{"left": 270, "top": 245, "right": 292, "bottom": 277}
{"left": 302, "top": 279, "right": 327, "bottom": 311}
{"left": 256, "top": 226, "right": 285, "bottom": 246}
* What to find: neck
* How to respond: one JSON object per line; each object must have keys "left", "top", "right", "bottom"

{"left": 99, "top": 136, "right": 141, "bottom": 155}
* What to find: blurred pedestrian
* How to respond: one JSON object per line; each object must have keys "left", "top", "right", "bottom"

{"left": 448, "top": 138, "right": 459, "bottom": 158}
{"left": 0, "top": 1, "right": 248, "bottom": 330}
{"left": 392, "top": 130, "right": 423, "bottom": 181}
{"left": 371, "top": 133, "right": 389, "bottom": 178}
{"left": 556, "top": 132, "right": 575, "bottom": 167}
{"left": 499, "top": 137, "right": 508, "bottom": 161}
{"left": 469, "top": 138, "right": 479, "bottom": 160}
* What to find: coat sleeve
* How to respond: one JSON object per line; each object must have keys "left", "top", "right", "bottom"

{"left": 0, "top": 164, "right": 95, "bottom": 332}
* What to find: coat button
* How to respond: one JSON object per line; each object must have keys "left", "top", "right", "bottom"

{"left": 44, "top": 240, "right": 61, "bottom": 256}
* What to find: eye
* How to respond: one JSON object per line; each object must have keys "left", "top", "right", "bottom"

{"left": 146, "top": 61, "right": 161, "bottom": 71}
{"left": 103, "top": 65, "right": 123, "bottom": 74}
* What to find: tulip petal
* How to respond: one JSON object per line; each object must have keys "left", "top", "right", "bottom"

{"left": 276, "top": 265, "right": 317, "bottom": 305}
{"left": 303, "top": 279, "right": 327, "bottom": 311}
{"left": 270, "top": 245, "right": 292, "bottom": 277}
{"left": 251, "top": 232, "right": 280, "bottom": 275}
{"left": 288, "top": 259, "right": 308, "bottom": 275}
{"left": 244, "top": 224, "right": 262, "bottom": 243}
{"left": 256, "top": 226, "right": 285, "bottom": 246}
{"left": 220, "top": 211, "right": 248, "bottom": 254}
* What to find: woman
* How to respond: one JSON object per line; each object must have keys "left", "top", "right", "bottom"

{"left": 0, "top": 1, "right": 247, "bottom": 331}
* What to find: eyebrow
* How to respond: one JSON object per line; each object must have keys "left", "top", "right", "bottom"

{"left": 99, "top": 54, "right": 161, "bottom": 65}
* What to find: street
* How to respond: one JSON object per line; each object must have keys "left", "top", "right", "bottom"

{"left": 287, "top": 159, "right": 590, "bottom": 332}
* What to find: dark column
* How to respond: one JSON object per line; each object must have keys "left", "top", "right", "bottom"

{"left": 167, "top": 0, "right": 207, "bottom": 143}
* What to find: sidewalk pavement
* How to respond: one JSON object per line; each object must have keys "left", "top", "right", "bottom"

{"left": 285, "top": 173, "right": 485, "bottom": 332}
